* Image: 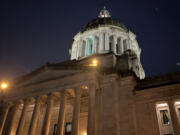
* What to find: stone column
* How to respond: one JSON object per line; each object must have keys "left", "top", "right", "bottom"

{"left": 78, "top": 40, "right": 82, "bottom": 58}
{"left": 105, "top": 33, "right": 109, "bottom": 51}
{"left": 92, "top": 36, "right": 96, "bottom": 54}
{"left": 0, "top": 103, "right": 10, "bottom": 135}
{"left": 99, "top": 33, "right": 104, "bottom": 52}
{"left": 85, "top": 38, "right": 89, "bottom": 56}
{"left": 114, "top": 36, "right": 117, "bottom": 54}
{"left": 168, "top": 100, "right": 180, "bottom": 135}
{"left": 28, "top": 96, "right": 41, "bottom": 135}
{"left": 120, "top": 38, "right": 123, "bottom": 54}
{"left": 41, "top": 94, "right": 54, "bottom": 135}
{"left": 76, "top": 41, "right": 79, "bottom": 58}
{"left": 94, "top": 88, "right": 103, "bottom": 135}
{"left": 87, "top": 85, "right": 96, "bottom": 135}
{"left": 57, "top": 91, "right": 67, "bottom": 135}
{"left": 71, "top": 87, "right": 81, "bottom": 135}
{"left": 7, "top": 101, "right": 20, "bottom": 135}
{"left": 16, "top": 99, "right": 30, "bottom": 135}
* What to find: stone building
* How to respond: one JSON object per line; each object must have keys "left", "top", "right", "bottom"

{"left": 0, "top": 7, "right": 180, "bottom": 135}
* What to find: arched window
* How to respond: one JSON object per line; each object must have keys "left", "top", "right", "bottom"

{"left": 81, "top": 40, "right": 86, "bottom": 57}
{"left": 109, "top": 35, "right": 114, "bottom": 52}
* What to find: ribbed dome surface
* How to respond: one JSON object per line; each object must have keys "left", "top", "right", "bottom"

{"left": 82, "top": 17, "right": 128, "bottom": 32}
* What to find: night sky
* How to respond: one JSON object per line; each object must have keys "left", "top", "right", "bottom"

{"left": 0, "top": 0, "right": 179, "bottom": 81}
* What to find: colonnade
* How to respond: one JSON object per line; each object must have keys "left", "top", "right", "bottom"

{"left": 0, "top": 85, "right": 97, "bottom": 135}
{"left": 75, "top": 33, "right": 130, "bottom": 59}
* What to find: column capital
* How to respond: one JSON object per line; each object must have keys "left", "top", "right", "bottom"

{"left": 47, "top": 93, "right": 57, "bottom": 100}
{"left": 23, "top": 97, "right": 35, "bottom": 105}
{"left": 11, "top": 99, "right": 23, "bottom": 107}
{"left": 34, "top": 95, "right": 48, "bottom": 104}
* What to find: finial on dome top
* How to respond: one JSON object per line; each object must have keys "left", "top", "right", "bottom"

{"left": 98, "top": 6, "right": 111, "bottom": 18}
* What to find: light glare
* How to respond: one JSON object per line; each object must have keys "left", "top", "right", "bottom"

{"left": 89, "top": 59, "right": 98, "bottom": 67}
{"left": 175, "top": 101, "right": 180, "bottom": 105}
{"left": 93, "top": 59, "right": 97, "bottom": 64}
{"left": 1, "top": 83, "right": 8, "bottom": 89}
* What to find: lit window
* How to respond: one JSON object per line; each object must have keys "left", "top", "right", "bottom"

{"left": 156, "top": 103, "right": 174, "bottom": 135}
{"left": 65, "top": 122, "right": 72, "bottom": 135}
{"left": 87, "top": 37, "right": 93, "bottom": 55}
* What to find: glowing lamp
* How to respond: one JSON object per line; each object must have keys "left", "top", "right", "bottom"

{"left": 1, "top": 82, "right": 8, "bottom": 90}
{"left": 89, "top": 59, "right": 98, "bottom": 67}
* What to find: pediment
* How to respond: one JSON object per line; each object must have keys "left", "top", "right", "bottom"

{"left": 16, "top": 68, "right": 83, "bottom": 87}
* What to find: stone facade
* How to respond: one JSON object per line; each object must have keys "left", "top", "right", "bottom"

{"left": 0, "top": 7, "right": 180, "bottom": 135}
{"left": 0, "top": 66, "right": 180, "bottom": 135}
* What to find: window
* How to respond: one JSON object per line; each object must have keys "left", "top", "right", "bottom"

{"left": 160, "top": 110, "right": 170, "bottom": 125}
{"left": 156, "top": 103, "right": 174, "bottom": 135}
{"left": 53, "top": 124, "right": 57, "bottom": 135}
{"left": 109, "top": 36, "right": 114, "bottom": 52}
{"left": 178, "top": 108, "right": 180, "bottom": 117}
{"left": 65, "top": 122, "right": 72, "bottom": 135}
{"left": 116, "top": 38, "right": 121, "bottom": 54}
{"left": 87, "top": 37, "right": 93, "bottom": 55}
{"left": 123, "top": 40, "right": 127, "bottom": 51}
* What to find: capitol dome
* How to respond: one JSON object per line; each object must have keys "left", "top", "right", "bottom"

{"left": 70, "top": 7, "right": 145, "bottom": 79}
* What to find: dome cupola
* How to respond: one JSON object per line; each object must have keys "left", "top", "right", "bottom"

{"left": 98, "top": 6, "right": 111, "bottom": 18}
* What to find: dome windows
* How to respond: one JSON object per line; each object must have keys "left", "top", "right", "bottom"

{"left": 87, "top": 37, "right": 93, "bottom": 56}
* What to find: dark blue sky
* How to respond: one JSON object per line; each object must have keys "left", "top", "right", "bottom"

{"left": 0, "top": 0, "right": 179, "bottom": 80}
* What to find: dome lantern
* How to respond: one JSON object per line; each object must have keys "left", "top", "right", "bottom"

{"left": 98, "top": 6, "right": 111, "bottom": 18}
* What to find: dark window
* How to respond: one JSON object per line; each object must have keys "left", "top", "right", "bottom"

{"left": 53, "top": 124, "right": 57, "bottom": 135}
{"left": 109, "top": 36, "right": 114, "bottom": 52}
{"left": 116, "top": 38, "right": 121, "bottom": 54}
{"left": 123, "top": 40, "right": 127, "bottom": 51}
{"left": 160, "top": 110, "right": 170, "bottom": 125}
